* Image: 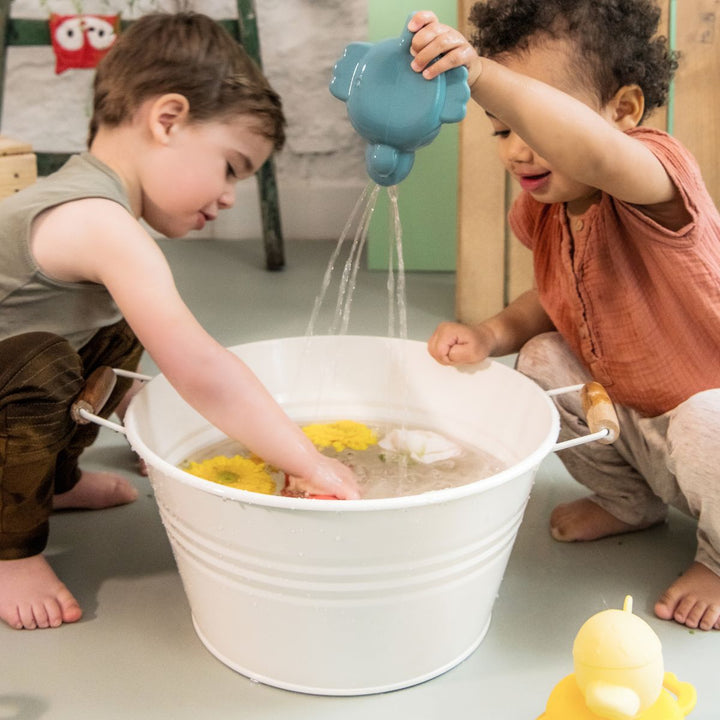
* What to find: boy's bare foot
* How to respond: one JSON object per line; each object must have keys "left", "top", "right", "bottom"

{"left": 550, "top": 497, "right": 659, "bottom": 542}
{"left": 0, "top": 554, "right": 82, "bottom": 629}
{"left": 53, "top": 470, "right": 138, "bottom": 511}
{"left": 655, "top": 562, "right": 720, "bottom": 630}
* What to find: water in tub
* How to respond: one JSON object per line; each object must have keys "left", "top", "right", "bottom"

{"left": 180, "top": 420, "right": 506, "bottom": 499}
{"left": 181, "top": 185, "right": 505, "bottom": 499}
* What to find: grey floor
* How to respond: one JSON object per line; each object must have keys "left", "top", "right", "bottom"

{"left": 1, "top": 239, "right": 716, "bottom": 719}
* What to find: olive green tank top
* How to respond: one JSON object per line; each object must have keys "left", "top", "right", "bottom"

{"left": 0, "top": 153, "right": 132, "bottom": 350}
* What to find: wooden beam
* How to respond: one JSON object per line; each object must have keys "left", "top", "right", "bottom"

{"left": 455, "top": 0, "right": 507, "bottom": 324}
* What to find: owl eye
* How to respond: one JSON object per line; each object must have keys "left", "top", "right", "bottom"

{"left": 53, "top": 17, "right": 85, "bottom": 51}
{"left": 83, "top": 17, "right": 117, "bottom": 50}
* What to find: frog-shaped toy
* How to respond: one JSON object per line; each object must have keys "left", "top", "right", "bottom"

{"left": 330, "top": 15, "right": 470, "bottom": 186}
{"left": 538, "top": 596, "right": 696, "bottom": 720}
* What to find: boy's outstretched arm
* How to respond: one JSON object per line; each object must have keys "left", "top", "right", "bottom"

{"left": 33, "top": 199, "right": 360, "bottom": 500}
{"left": 408, "top": 12, "right": 678, "bottom": 210}
{"left": 428, "top": 289, "right": 554, "bottom": 366}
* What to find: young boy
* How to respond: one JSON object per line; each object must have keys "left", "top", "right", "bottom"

{"left": 410, "top": 1, "right": 720, "bottom": 630}
{"left": 0, "top": 12, "right": 359, "bottom": 631}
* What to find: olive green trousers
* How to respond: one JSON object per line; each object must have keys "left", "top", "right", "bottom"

{"left": 0, "top": 321, "right": 142, "bottom": 559}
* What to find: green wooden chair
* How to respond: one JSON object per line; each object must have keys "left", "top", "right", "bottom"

{"left": 0, "top": 0, "right": 284, "bottom": 269}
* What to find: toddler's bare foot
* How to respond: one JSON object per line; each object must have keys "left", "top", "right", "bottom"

{"left": 53, "top": 470, "right": 138, "bottom": 511}
{"left": 655, "top": 562, "right": 720, "bottom": 630}
{"left": 0, "top": 554, "right": 82, "bottom": 629}
{"left": 550, "top": 497, "right": 659, "bottom": 542}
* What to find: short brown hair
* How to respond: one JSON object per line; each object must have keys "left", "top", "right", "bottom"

{"left": 88, "top": 12, "right": 285, "bottom": 149}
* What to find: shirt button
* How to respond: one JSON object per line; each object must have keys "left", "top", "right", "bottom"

{"left": 575, "top": 219, "right": 584, "bottom": 231}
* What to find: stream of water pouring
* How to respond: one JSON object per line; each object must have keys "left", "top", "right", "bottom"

{"left": 385, "top": 187, "right": 408, "bottom": 340}
{"left": 305, "top": 182, "right": 408, "bottom": 340}
{"left": 304, "top": 183, "right": 411, "bottom": 483}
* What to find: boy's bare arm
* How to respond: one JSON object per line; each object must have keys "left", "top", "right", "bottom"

{"left": 32, "top": 199, "right": 360, "bottom": 499}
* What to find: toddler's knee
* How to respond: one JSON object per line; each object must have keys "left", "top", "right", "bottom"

{"left": 669, "top": 390, "right": 720, "bottom": 438}
{"left": 667, "top": 389, "right": 720, "bottom": 480}
{"left": 516, "top": 332, "right": 587, "bottom": 390}
{"left": 516, "top": 332, "right": 559, "bottom": 375}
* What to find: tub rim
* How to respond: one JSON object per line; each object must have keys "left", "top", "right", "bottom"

{"left": 124, "top": 335, "right": 561, "bottom": 513}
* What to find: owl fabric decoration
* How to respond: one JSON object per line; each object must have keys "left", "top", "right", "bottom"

{"left": 49, "top": 14, "right": 120, "bottom": 74}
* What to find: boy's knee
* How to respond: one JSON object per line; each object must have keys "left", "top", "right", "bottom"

{"left": 0, "top": 332, "right": 83, "bottom": 408}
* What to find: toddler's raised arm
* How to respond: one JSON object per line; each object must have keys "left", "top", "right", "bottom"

{"left": 408, "top": 11, "right": 677, "bottom": 209}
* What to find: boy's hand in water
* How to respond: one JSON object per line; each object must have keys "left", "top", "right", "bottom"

{"left": 286, "top": 456, "right": 361, "bottom": 500}
{"left": 428, "top": 321, "right": 495, "bottom": 366}
{"left": 408, "top": 11, "right": 481, "bottom": 84}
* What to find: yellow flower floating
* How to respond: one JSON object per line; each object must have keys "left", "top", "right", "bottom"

{"left": 181, "top": 421, "right": 376, "bottom": 496}
{"left": 183, "top": 455, "right": 277, "bottom": 495}
{"left": 302, "top": 420, "right": 378, "bottom": 452}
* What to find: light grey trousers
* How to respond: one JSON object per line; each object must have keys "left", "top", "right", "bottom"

{"left": 516, "top": 332, "right": 720, "bottom": 577}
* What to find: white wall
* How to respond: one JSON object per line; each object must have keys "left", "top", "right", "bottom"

{"left": 1, "top": 0, "right": 368, "bottom": 240}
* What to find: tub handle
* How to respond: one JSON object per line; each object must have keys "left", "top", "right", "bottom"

{"left": 548, "top": 381, "right": 619, "bottom": 452}
{"left": 70, "top": 366, "right": 152, "bottom": 435}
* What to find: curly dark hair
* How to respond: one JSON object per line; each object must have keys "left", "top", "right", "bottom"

{"left": 468, "top": 0, "right": 678, "bottom": 120}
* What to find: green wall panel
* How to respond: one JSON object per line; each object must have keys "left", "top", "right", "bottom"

{"left": 366, "top": 0, "right": 459, "bottom": 271}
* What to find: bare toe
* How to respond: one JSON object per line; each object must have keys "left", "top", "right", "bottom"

{"left": 0, "top": 555, "right": 82, "bottom": 630}
{"left": 654, "top": 562, "right": 720, "bottom": 630}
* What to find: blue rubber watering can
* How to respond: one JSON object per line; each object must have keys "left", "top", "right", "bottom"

{"left": 330, "top": 15, "right": 470, "bottom": 186}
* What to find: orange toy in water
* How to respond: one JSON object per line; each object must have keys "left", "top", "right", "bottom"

{"left": 538, "top": 596, "right": 696, "bottom": 720}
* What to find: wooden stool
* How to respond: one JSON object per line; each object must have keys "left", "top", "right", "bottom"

{"left": 0, "top": 134, "right": 36, "bottom": 200}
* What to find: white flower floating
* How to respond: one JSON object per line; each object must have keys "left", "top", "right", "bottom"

{"left": 378, "top": 429, "right": 462, "bottom": 464}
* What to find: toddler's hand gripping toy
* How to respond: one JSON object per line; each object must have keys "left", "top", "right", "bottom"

{"left": 538, "top": 596, "right": 696, "bottom": 720}
{"left": 330, "top": 15, "right": 470, "bottom": 186}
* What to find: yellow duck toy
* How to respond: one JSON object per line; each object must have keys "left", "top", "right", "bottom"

{"left": 538, "top": 596, "right": 696, "bottom": 720}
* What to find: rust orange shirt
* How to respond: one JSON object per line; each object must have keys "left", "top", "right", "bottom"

{"left": 509, "top": 127, "right": 720, "bottom": 417}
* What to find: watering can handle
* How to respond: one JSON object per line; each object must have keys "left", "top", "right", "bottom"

{"left": 70, "top": 366, "right": 152, "bottom": 434}
{"left": 548, "top": 381, "right": 620, "bottom": 452}
{"left": 399, "top": 13, "right": 415, "bottom": 51}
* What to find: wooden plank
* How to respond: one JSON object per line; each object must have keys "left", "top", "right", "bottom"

{"left": 455, "top": 0, "right": 507, "bottom": 324}
{"left": 672, "top": 0, "right": 720, "bottom": 208}
{"left": 0, "top": 134, "right": 31, "bottom": 155}
{"left": 644, "top": 0, "right": 670, "bottom": 132}
{"left": 0, "top": 151, "right": 36, "bottom": 198}
{"left": 505, "top": 181, "right": 533, "bottom": 304}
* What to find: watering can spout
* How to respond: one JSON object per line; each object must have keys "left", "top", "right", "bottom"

{"left": 365, "top": 144, "right": 415, "bottom": 187}
{"left": 330, "top": 15, "right": 470, "bottom": 186}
